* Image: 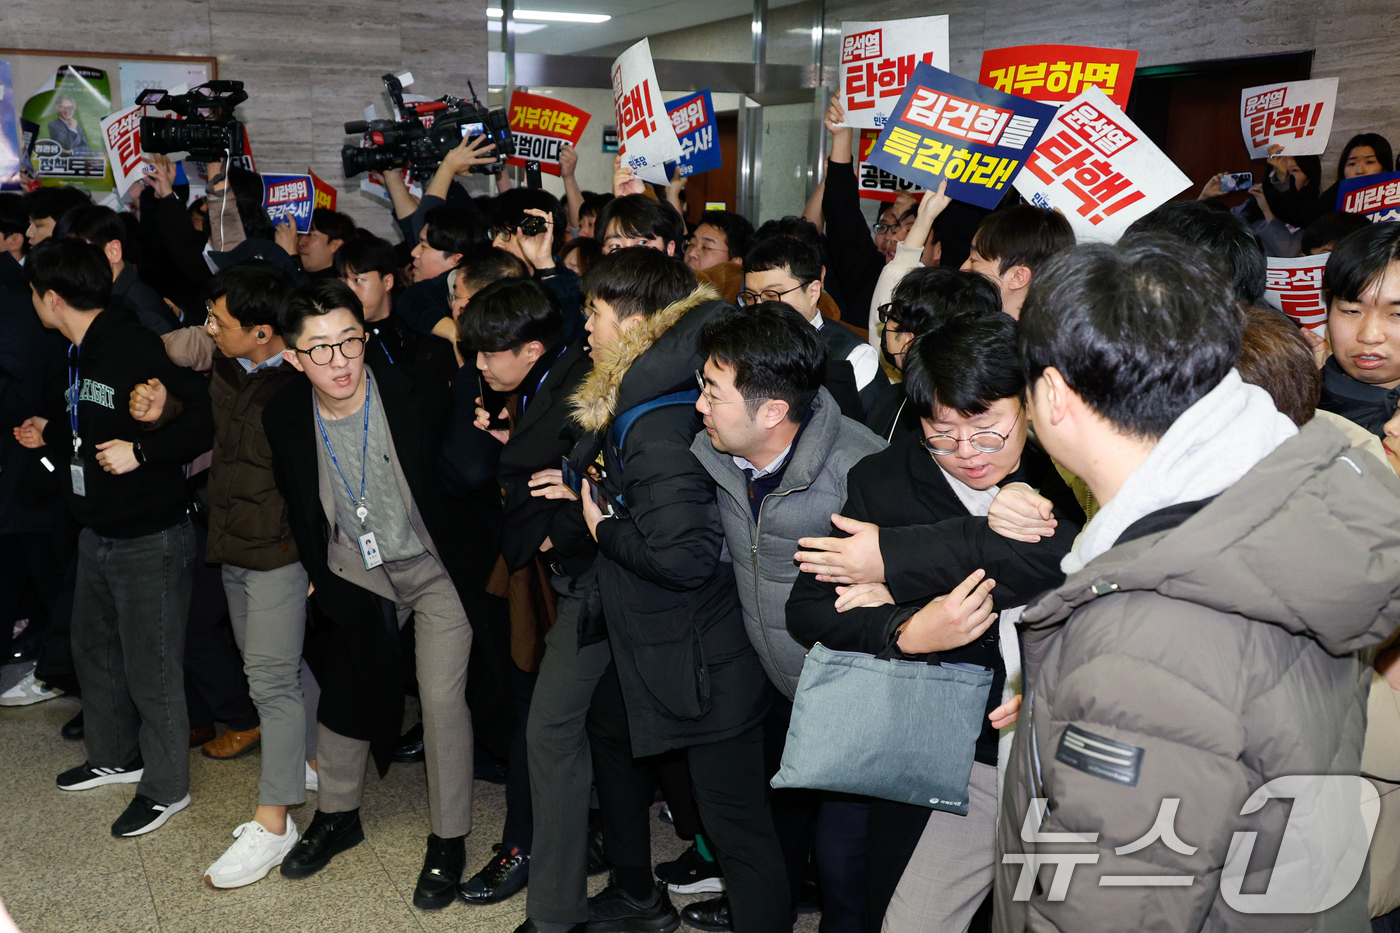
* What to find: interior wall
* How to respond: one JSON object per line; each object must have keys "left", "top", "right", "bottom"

{"left": 0, "top": 0, "right": 489, "bottom": 239}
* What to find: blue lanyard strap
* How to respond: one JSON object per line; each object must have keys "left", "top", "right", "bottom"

{"left": 67, "top": 345, "right": 80, "bottom": 454}
{"left": 373, "top": 328, "right": 395, "bottom": 366}
{"left": 314, "top": 372, "right": 372, "bottom": 526}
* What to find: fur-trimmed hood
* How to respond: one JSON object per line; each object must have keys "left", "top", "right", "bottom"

{"left": 571, "top": 284, "right": 723, "bottom": 433}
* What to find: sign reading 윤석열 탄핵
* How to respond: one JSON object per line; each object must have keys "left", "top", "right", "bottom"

{"left": 839, "top": 15, "right": 949, "bottom": 130}
{"left": 865, "top": 62, "right": 1057, "bottom": 210}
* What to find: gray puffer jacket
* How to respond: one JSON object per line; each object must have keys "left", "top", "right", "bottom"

{"left": 692, "top": 388, "right": 886, "bottom": 698}
{"left": 994, "top": 419, "right": 1400, "bottom": 933}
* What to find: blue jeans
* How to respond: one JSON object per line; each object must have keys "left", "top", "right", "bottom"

{"left": 72, "top": 519, "right": 196, "bottom": 804}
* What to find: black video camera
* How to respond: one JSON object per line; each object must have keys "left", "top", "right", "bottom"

{"left": 342, "top": 73, "right": 513, "bottom": 182}
{"left": 136, "top": 80, "right": 247, "bottom": 163}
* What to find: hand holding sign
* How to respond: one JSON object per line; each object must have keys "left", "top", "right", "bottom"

{"left": 611, "top": 39, "right": 682, "bottom": 186}
{"left": 1240, "top": 78, "right": 1338, "bottom": 159}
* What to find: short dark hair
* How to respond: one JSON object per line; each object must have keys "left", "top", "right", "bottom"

{"left": 280, "top": 279, "right": 365, "bottom": 347}
{"left": 579, "top": 191, "right": 613, "bottom": 224}
{"left": 744, "top": 233, "right": 822, "bottom": 285}
{"left": 971, "top": 205, "right": 1075, "bottom": 276}
{"left": 1323, "top": 221, "right": 1400, "bottom": 305}
{"left": 904, "top": 311, "right": 1024, "bottom": 418}
{"left": 1337, "top": 133, "right": 1394, "bottom": 181}
{"left": 457, "top": 277, "right": 562, "bottom": 353}
{"left": 581, "top": 246, "right": 696, "bottom": 319}
{"left": 1124, "top": 200, "right": 1266, "bottom": 302}
{"left": 0, "top": 192, "right": 27, "bottom": 239}
{"left": 461, "top": 249, "right": 530, "bottom": 293}
{"left": 887, "top": 267, "right": 1002, "bottom": 337}
{"left": 495, "top": 188, "right": 568, "bottom": 255}
{"left": 751, "top": 216, "right": 823, "bottom": 253}
{"left": 695, "top": 210, "right": 754, "bottom": 260}
{"left": 53, "top": 204, "right": 127, "bottom": 253}
{"left": 1301, "top": 211, "right": 1370, "bottom": 255}
{"left": 1236, "top": 306, "right": 1319, "bottom": 427}
{"left": 424, "top": 205, "right": 493, "bottom": 260}
{"left": 24, "top": 237, "right": 111, "bottom": 312}
{"left": 21, "top": 185, "right": 91, "bottom": 223}
{"left": 209, "top": 260, "right": 294, "bottom": 332}
{"left": 1020, "top": 237, "right": 1242, "bottom": 439}
{"left": 696, "top": 302, "right": 825, "bottom": 423}
{"left": 594, "top": 194, "right": 685, "bottom": 251}
{"left": 561, "top": 237, "right": 603, "bottom": 277}
{"left": 310, "top": 208, "right": 356, "bottom": 245}
{"left": 333, "top": 234, "right": 399, "bottom": 279}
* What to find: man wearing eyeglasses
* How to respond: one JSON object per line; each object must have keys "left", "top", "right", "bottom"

{"left": 684, "top": 210, "right": 753, "bottom": 274}
{"left": 262, "top": 279, "right": 475, "bottom": 910}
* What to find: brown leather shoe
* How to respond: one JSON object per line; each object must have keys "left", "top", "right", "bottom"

{"left": 188, "top": 723, "right": 216, "bottom": 748}
{"left": 201, "top": 726, "right": 261, "bottom": 759}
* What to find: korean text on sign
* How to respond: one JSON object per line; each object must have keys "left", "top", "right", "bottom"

{"left": 1337, "top": 171, "right": 1400, "bottom": 223}
{"left": 1238, "top": 78, "right": 1337, "bottom": 159}
{"left": 1264, "top": 254, "right": 1330, "bottom": 332}
{"left": 610, "top": 38, "right": 681, "bottom": 185}
{"left": 866, "top": 61, "right": 1056, "bottom": 210}
{"left": 979, "top": 45, "right": 1139, "bottom": 108}
{"left": 1014, "top": 86, "right": 1190, "bottom": 243}
{"left": 261, "top": 173, "right": 314, "bottom": 233}
{"left": 856, "top": 129, "right": 923, "bottom": 202}
{"left": 100, "top": 105, "right": 145, "bottom": 194}
{"left": 839, "top": 15, "right": 949, "bottom": 130}
{"left": 664, "top": 90, "right": 722, "bottom": 179}
{"left": 507, "top": 90, "right": 591, "bottom": 176}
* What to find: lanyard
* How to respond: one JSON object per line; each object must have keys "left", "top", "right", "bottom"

{"left": 67, "top": 344, "right": 81, "bottom": 455}
{"left": 373, "top": 327, "right": 395, "bottom": 366}
{"left": 519, "top": 345, "right": 568, "bottom": 416}
{"left": 314, "top": 373, "right": 372, "bottom": 528}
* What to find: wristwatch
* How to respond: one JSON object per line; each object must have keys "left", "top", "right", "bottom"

{"left": 133, "top": 441, "right": 147, "bottom": 465}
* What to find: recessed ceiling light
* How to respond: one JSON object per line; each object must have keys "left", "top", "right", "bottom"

{"left": 487, "top": 8, "right": 612, "bottom": 23}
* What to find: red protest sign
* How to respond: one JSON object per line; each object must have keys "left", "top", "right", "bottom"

{"left": 508, "top": 90, "right": 591, "bottom": 176}
{"left": 980, "top": 45, "right": 1138, "bottom": 108}
{"left": 1264, "top": 254, "right": 1329, "bottom": 332}
{"left": 309, "top": 169, "right": 336, "bottom": 211}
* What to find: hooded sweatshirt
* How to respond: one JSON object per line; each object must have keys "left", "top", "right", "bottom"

{"left": 993, "top": 375, "right": 1400, "bottom": 933}
{"left": 41, "top": 304, "right": 214, "bottom": 537}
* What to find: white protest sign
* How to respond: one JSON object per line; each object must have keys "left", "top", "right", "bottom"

{"left": 1014, "top": 86, "right": 1190, "bottom": 243}
{"left": 839, "top": 15, "right": 949, "bottom": 130}
{"left": 1264, "top": 253, "right": 1330, "bottom": 332}
{"left": 99, "top": 105, "right": 145, "bottom": 195}
{"left": 1240, "top": 77, "right": 1338, "bottom": 159}
{"left": 611, "top": 39, "right": 681, "bottom": 186}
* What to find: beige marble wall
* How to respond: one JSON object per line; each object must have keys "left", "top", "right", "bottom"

{"left": 0, "top": 0, "right": 488, "bottom": 237}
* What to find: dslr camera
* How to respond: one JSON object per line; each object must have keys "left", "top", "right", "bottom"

{"left": 137, "top": 80, "right": 247, "bottom": 163}
{"left": 342, "top": 73, "right": 513, "bottom": 181}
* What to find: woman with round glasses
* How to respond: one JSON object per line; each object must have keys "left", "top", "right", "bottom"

{"left": 786, "top": 309, "right": 1085, "bottom": 933}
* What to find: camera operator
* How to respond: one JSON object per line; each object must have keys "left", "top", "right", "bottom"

{"left": 380, "top": 134, "right": 497, "bottom": 245}
{"left": 205, "top": 158, "right": 300, "bottom": 278}
{"left": 490, "top": 190, "right": 583, "bottom": 342}
{"left": 137, "top": 155, "right": 211, "bottom": 316}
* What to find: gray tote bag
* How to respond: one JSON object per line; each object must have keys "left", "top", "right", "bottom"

{"left": 770, "top": 643, "right": 993, "bottom": 815}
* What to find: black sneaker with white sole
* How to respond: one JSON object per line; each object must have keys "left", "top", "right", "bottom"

{"left": 654, "top": 842, "right": 723, "bottom": 894}
{"left": 111, "top": 793, "right": 190, "bottom": 837}
{"left": 56, "top": 757, "right": 144, "bottom": 791}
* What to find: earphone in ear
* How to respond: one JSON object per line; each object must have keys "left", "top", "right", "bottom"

{"left": 257, "top": 331, "right": 266, "bottom": 339}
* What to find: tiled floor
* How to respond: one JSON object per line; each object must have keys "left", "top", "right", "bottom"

{"left": 0, "top": 662, "right": 817, "bottom": 932}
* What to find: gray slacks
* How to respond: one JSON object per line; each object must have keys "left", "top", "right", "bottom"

{"left": 222, "top": 561, "right": 319, "bottom": 806}
{"left": 316, "top": 550, "right": 474, "bottom": 837}
{"left": 525, "top": 568, "right": 613, "bottom": 924}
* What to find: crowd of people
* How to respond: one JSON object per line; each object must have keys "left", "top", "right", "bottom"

{"left": 2, "top": 90, "right": 1400, "bottom": 933}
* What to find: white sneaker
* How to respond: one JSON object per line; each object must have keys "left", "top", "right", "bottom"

{"left": 0, "top": 671, "right": 65, "bottom": 707}
{"left": 203, "top": 815, "right": 300, "bottom": 888}
{"left": 305, "top": 762, "right": 318, "bottom": 793}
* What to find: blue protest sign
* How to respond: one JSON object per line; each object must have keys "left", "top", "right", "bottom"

{"left": 1338, "top": 171, "right": 1400, "bottom": 222}
{"left": 261, "top": 173, "right": 314, "bottom": 233}
{"left": 866, "top": 62, "right": 1058, "bottom": 209}
{"left": 665, "top": 90, "right": 722, "bottom": 179}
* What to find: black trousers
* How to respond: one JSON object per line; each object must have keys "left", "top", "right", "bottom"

{"left": 35, "top": 550, "right": 81, "bottom": 697}
{"left": 183, "top": 525, "right": 257, "bottom": 731}
{"left": 502, "top": 664, "right": 537, "bottom": 853}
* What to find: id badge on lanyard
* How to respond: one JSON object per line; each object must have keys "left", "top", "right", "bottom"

{"left": 68, "top": 347, "right": 85, "bottom": 496}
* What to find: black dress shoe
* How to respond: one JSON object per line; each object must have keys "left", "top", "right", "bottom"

{"left": 679, "top": 896, "right": 731, "bottom": 932}
{"left": 511, "top": 921, "right": 587, "bottom": 933}
{"left": 586, "top": 819, "right": 607, "bottom": 876}
{"left": 459, "top": 844, "right": 528, "bottom": 904}
{"left": 280, "top": 809, "right": 364, "bottom": 879}
{"left": 413, "top": 832, "right": 466, "bottom": 910}
{"left": 587, "top": 880, "right": 680, "bottom": 933}
{"left": 60, "top": 710, "right": 84, "bottom": 740}
{"left": 392, "top": 722, "right": 425, "bottom": 763}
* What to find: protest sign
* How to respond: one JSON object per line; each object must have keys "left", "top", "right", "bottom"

{"left": 1014, "top": 86, "right": 1190, "bottom": 243}
{"left": 1240, "top": 77, "right": 1337, "bottom": 159}
{"left": 1337, "top": 171, "right": 1400, "bottom": 222}
{"left": 1264, "top": 253, "right": 1329, "bottom": 332}
{"left": 100, "top": 105, "right": 144, "bottom": 195}
{"left": 856, "top": 129, "right": 924, "bottom": 201}
{"left": 865, "top": 62, "right": 1057, "bottom": 210}
{"left": 309, "top": 170, "right": 337, "bottom": 211}
{"left": 611, "top": 39, "right": 681, "bottom": 186}
{"left": 22, "top": 64, "right": 112, "bottom": 191}
{"left": 840, "top": 15, "right": 949, "bottom": 129}
{"left": 665, "top": 90, "right": 722, "bottom": 179}
{"left": 261, "top": 173, "right": 314, "bottom": 233}
{"left": 0, "top": 63, "right": 20, "bottom": 190}
{"left": 508, "top": 90, "right": 591, "bottom": 175}
{"left": 980, "top": 45, "right": 1138, "bottom": 108}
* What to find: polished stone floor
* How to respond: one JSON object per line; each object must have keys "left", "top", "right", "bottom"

{"left": 0, "top": 661, "right": 817, "bottom": 933}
